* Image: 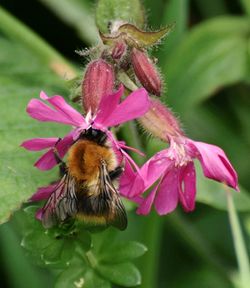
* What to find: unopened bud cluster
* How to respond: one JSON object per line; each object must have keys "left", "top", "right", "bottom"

{"left": 80, "top": 21, "right": 181, "bottom": 142}
{"left": 81, "top": 23, "right": 174, "bottom": 108}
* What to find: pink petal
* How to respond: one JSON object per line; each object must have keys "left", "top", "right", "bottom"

{"left": 133, "top": 150, "right": 171, "bottom": 194}
{"left": 21, "top": 138, "right": 58, "bottom": 151}
{"left": 107, "top": 131, "right": 141, "bottom": 174}
{"left": 40, "top": 91, "right": 85, "bottom": 126}
{"left": 136, "top": 183, "right": 159, "bottom": 215}
{"left": 189, "top": 140, "right": 238, "bottom": 190}
{"left": 34, "top": 149, "right": 57, "bottom": 171}
{"left": 178, "top": 162, "right": 196, "bottom": 212}
{"left": 97, "top": 88, "right": 150, "bottom": 127}
{"left": 154, "top": 168, "right": 179, "bottom": 215}
{"left": 35, "top": 132, "right": 74, "bottom": 170}
{"left": 30, "top": 182, "right": 59, "bottom": 201}
{"left": 27, "top": 93, "right": 85, "bottom": 126}
{"left": 35, "top": 208, "right": 43, "bottom": 221}
{"left": 119, "top": 160, "right": 143, "bottom": 197}
{"left": 94, "top": 85, "right": 124, "bottom": 125}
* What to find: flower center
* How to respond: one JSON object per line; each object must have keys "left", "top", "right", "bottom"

{"left": 166, "top": 138, "right": 192, "bottom": 167}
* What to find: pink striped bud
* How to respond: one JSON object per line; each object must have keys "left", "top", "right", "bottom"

{"left": 112, "top": 41, "right": 127, "bottom": 60}
{"left": 131, "top": 48, "right": 162, "bottom": 96}
{"left": 139, "top": 99, "right": 183, "bottom": 141}
{"left": 82, "top": 59, "right": 114, "bottom": 113}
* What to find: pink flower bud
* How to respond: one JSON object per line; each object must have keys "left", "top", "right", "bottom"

{"left": 131, "top": 48, "right": 162, "bottom": 96}
{"left": 112, "top": 41, "right": 127, "bottom": 60}
{"left": 82, "top": 59, "right": 114, "bottom": 113}
{"left": 139, "top": 99, "right": 183, "bottom": 141}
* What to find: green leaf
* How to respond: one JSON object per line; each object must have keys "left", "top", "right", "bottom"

{"left": 0, "top": 36, "right": 68, "bottom": 224}
{"left": 157, "top": 0, "right": 189, "bottom": 60}
{"left": 195, "top": 164, "right": 250, "bottom": 211}
{"left": 97, "top": 262, "right": 141, "bottom": 287}
{"left": 42, "top": 240, "right": 65, "bottom": 264}
{"left": 82, "top": 270, "right": 111, "bottom": 288}
{"left": 117, "top": 23, "right": 175, "bottom": 48}
{"left": 91, "top": 228, "right": 117, "bottom": 255}
{"left": 56, "top": 268, "right": 85, "bottom": 288}
{"left": 165, "top": 17, "right": 250, "bottom": 113}
{"left": 96, "top": 0, "right": 145, "bottom": 33}
{"left": 21, "top": 230, "right": 54, "bottom": 252}
{"left": 39, "top": 0, "right": 98, "bottom": 45}
{"left": 76, "top": 229, "right": 92, "bottom": 251}
{"left": 100, "top": 241, "right": 147, "bottom": 263}
{"left": 55, "top": 257, "right": 87, "bottom": 288}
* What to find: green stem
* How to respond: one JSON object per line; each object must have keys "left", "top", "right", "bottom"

{"left": 85, "top": 251, "right": 98, "bottom": 268}
{"left": 226, "top": 188, "right": 250, "bottom": 288}
{"left": 118, "top": 72, "right": 139, "bottom": 91}
{"left": 140, "top": 213, "right": 162, "bottom": 288}
{"left": 0, "top": 6, "right": 76, "bottom": 79}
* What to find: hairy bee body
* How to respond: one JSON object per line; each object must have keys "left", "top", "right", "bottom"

{"left": 41, "top": 129, "right": 127, "bottom": 230}
{"left": 67, "top": 139, "right": 117, "bottom": 183}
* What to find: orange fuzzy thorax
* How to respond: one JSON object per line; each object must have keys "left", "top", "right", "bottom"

{"left": 67, "top": 140, "right": 117, "bottom": 182}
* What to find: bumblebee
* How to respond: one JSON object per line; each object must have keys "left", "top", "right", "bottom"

{"left": 41, "top": 128, "right": 127, "bottom": 231}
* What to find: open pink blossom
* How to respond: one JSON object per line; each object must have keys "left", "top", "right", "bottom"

{"left": 120, "top": 99, "right": 239, "bottom": 215}
{"left": 21, "top": 86, "right": 150, "bottom": 170}
{"left": 120, "top": 136, "right": 238, "bottom": 215}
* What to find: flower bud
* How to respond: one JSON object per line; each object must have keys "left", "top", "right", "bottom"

{"left": 82, "top": 59, "right": 114, "bottom": 113}
{"left": 131, "top": 48, "right": 162, "bottom": 96}
{"left": 111, "top": 41, "right": 127, "bottom": 60}
{"left": 139, "top": 99, "right": 183, "bottom": 141}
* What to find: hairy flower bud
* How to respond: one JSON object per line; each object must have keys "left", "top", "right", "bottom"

{"left": 139, "top": 99, "right": 183, "bottom": 141}
{"left": 131, "top": 48, "right": 162, "bottom": 96}
{"left": 82, "top": 59, "right": 114, "bottom": 113}
{"left": 111, "top": 41, "right": 127, "bottom": 60}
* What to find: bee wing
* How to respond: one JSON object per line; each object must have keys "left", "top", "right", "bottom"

{"left": 41, "top": 174, "right": 78, "bottom": 228}
{"left": 77, "top": 161, "right": 127, "bottom": 230}
{"left": 99, "top": 161, "right": 128, "bottom": 231}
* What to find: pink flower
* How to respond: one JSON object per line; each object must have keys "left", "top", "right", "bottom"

{"left": 21, "top": 86, "right": 150, "bottom": 170}
{"left": 120, "top": 99, "right": 239, "bottom": 215}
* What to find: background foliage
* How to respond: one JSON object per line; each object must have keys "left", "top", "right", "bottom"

{"left": 0, "top": 0, "right": 250, "bottom": 287}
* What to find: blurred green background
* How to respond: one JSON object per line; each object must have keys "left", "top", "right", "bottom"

{"left": 0, "top": 0, "right": 250, "bottom": 287}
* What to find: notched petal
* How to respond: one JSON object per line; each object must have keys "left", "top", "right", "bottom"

{"left": 189, "top": 140, "right": 238, "bottom": 191}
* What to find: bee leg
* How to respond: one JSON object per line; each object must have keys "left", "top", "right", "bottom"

{"left": 109, "top": 166, "right": 124, "bottom": 180}
{"left": 53, "top": 145, "right": 67, "bottom": 176}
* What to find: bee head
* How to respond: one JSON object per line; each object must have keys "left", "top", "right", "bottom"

{"left": 78, "top": 128, "right": 107, "bottom": 145}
